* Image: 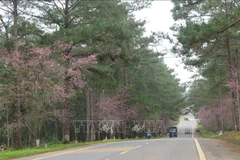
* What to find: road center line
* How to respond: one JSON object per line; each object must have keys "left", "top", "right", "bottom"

{"left": 193, "top": 138, "right": 206, "bottom": 160}
{"left": 120, "top": 145, "right": 141, "bottom": 155}
{"left": 120, "top": 150, "right": 128, "bottom": 154}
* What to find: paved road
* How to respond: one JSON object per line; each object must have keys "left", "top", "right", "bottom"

{"left": 16, "top": 139, "right": 199, "bottom": 160}
{"left": 13, "top": 113, "right": 240, "bottom": 160}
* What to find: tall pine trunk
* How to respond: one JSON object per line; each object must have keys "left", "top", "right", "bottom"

{"left": 62, "top": 0, "right": 71, "bottom": 143}
{"left": 63, "top": 66, "right": 71, "bottom": 143}
{"left": 226, "top": 36, "right": 238, "bottom": 130}
{"left": 86, "top": 88, "right": 96, "bottom": 141}
{"left": 13, "top": 0, "right": 22, "bottom": 149}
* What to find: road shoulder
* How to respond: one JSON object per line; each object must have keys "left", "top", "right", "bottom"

{"left": 195, "top": 135, "right": 240, "bottom": 160}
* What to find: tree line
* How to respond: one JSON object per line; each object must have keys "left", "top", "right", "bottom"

{"left": 171, "top": 0, "right": 240, "bottom": 132}
{"left": 0, "top": 0, "right": 185, "bottom": 149}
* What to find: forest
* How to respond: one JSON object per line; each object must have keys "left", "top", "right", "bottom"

{"left": 1, "top": 0, "right": 240, "bottom": 151}
{"left": 0, "top": 0, "right": 185, "bottom": 149}
{"left": 171, "top": 0, "right": 240, "bottom": 134}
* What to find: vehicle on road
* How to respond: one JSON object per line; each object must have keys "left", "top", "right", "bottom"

{"left": 147, "top": 132, "right": 151, "bottom": 139}
{"left": 196, "top": 119, "right": 200, "bottom": 124}
{"left": 184, "top": 111, "right": 189, "bottom": 115}
{"left": 185, "top": 128, "right": 191, "bottom": 134}
{"left": 147, "top": 129, "right": 152, "bottom": 139}
{"left": 168, "top": 126, "right": 177, "bottom": 137}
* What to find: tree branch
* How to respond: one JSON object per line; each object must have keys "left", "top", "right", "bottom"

{"left": 0, "top": 1, "right": 13, "bottom": 12}
{"left": 53, "top": 0, "right": 65, "bottom": 18}
{"left": 217, "top": 17, "right": 240, "bottom": 33}
{"left": 0, "top": 15, "right": 9, "bottom": 39}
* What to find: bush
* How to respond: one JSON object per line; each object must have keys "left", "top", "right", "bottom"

{"left": 197, "top": 125, "right": 220, "bottom": 138}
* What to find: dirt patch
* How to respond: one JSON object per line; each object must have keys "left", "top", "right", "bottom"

{"left": 217, "top": 139, "right": 240, "bottom": 153}
{"left": 220, "top": 132, "right": 240, "bottom": 145}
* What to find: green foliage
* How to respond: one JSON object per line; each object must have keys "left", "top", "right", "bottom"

{"left": 171, "top": 0, "right": 240, "bottom": 117}
{"left": 197, "top": 125, "right": 220, "bottom": 138}
{"left": 0, "top": 0, "right": 187, "bottom": 149}
{"left": 129, "top": 51, "right": 185, "bottom": 120}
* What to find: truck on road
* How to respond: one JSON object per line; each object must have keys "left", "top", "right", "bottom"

{"left": 168, "top": 126, "right": 177, "bottom": 137}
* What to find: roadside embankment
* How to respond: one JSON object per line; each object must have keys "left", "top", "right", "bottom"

{"left": 197, "top": 125, "right": 240, "bottom": 148}
{"left": 219, "top": 131, "right": 240, "bottom": 148}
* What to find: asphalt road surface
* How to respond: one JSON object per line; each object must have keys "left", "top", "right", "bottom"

{"left": 14, "top": 113, "right": 240, "bottom": 160}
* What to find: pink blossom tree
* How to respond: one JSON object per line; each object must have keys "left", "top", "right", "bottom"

{"left": 52, "top": 40, "right": 97, "bottom": 143}
{"left": 225, "top": 78, "right": 240, "bottom": 130}
{"left": 197, "top": 97, "right": 234, "bottom": 132}
{"left": 94, "top": 87, "right": 137, "bottom": 139}
{"left": 95, "top": 87, "right": 137, "bottom": 120}
{"left": 0, "top": 46, "right": 59, "bottom": 148}
{"left": 0, "top": 40, "right": 97, "bottom": 146}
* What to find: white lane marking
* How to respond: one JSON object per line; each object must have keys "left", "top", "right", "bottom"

{"left": 106, "top": 158, "right": 110, "bottom": 160}
{"left": 120, "top": 145, "right": 141, "bottom": 155}
{"left": 145, "top": 142, "right": 149, "bottom": 144}
{"left": 192, "top": 125, "right": 206, "bottom": 160}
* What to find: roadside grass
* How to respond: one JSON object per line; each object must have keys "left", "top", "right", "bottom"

{"left": 196, "top": 125, "right": 240, "bottom": 148}
{"left": 0, "top": 137, "right": 162, "bottom": 160}
{"left": 219, "top": 131, "right": 240, "bottom": 148}
{"left": 196, "top": 125, "right": 220, "bottom": 138}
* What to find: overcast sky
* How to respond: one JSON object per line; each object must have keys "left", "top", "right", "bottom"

{"left": 133, "top": 1, "right": 195, "bottom": 84}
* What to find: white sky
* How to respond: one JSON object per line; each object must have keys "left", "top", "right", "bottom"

{"left": 133, "top": 1, "right": 195, "bottom": 84}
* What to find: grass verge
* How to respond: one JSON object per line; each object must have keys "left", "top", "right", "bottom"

{"left": 219, "top": 131, "right": 240, "bottom": 148}
{"left": 196, "top": 125, "right": 220, "bottom": 138}
{"left": 196, "top": 125, "right": 240, "bottom": 148}
{"left": 0, "top": 138, "right": 141, "bottom": 160}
